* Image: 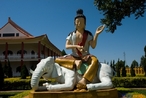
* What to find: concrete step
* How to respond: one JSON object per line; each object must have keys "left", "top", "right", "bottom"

{"left": 28, "top": 88, "right": 118, "bottom": 98}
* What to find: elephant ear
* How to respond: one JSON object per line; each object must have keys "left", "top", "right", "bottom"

{"left": 51, "top": 63, "right": 62, "bottom": 78}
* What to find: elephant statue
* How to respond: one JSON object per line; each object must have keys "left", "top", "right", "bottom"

{"left": 30, "top": 57, "right": 114, "bottom": 91}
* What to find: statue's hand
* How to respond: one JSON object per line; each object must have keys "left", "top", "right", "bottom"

{"left": 43, "top": 82, "right": 51, "bottom": 90}
{"left": 96, "top": 25, "right": 105, "bottom": 35}
{"left": 77, "top": 45, "right": 84, "bottom": 52}
{"left": 43, "top": 82, "right": 50, "bottom": 86}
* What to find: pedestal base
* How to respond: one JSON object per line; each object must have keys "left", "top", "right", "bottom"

{"left": 28, "top": 88, "right": 118, "bottom": 98}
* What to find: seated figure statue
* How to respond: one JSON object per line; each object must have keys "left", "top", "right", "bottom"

{"left": 55, "top": 9, "right": 105, "bottom": 90}
{"left": 30, "top": 9, "right": 113, "bottom": 91}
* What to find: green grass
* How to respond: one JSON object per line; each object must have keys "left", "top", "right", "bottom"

{"left": 0, "top": 91, "right": 22, "bottom": 98}
{"left": 117, "top": 87, "right": 146, "bottom": 97}
{"left": 9, "top": 90, "right": 30, "bottom": 98}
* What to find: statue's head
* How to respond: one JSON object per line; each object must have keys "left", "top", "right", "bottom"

{"left": 74, "top": 9, "right": 86, "bottom": 30}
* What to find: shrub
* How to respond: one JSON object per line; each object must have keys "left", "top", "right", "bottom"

{"left": 21, "top": 65, "right": 29, "bottom": 79}
{"left": 1, "top": 77, "right": 48, "bottom": 90}
{"left": 3, "top": 60, "right": 13, "bottom": 78}
{"left": 112, "top": 77, "right": 146, "bottom": 88}
{"left": 121, "top": 66, "right": 126, "bottom": 77}
{"left": 0, "top": 61, "right": 4, "bottom": 90}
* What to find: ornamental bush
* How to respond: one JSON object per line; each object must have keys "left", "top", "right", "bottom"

{"left": 112, "top": 77, "right": 146, "bottom": 88}
{"left": 1, "top": 77, "right": 146, "bottom": 90}
{"left": 0, "top": 61, "right": 4, "bottom": 90}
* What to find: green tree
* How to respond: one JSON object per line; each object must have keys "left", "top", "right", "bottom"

{"left": 125, "top": 65, "right": 129, "bottom": 67}
{"left": 94, "top": 0, "right": 146, "bottom": 33}
{"left": 144, "top": 45, "right": 146, "bottom": 57}
{"left": 140, "top": 56, "right": 146, "bottom": 76}
{"left": 130, "top": 60, "right": 137, "bottom": 77}
{"left": 110, "top": 60, "right": 116, "bottom": 71}
{"left": 21, "top": 65, "right": 29, "bottom": 79}
{"left": 3, "top": 60, "right": 13, "bottom": 78}
{"left": 122, "top": 66, "right": 126, "bottom": 77}
{"left": 7, "top": 59, "right": 13, "bottom": 77}
{"left": 61, "top": 49, "right": 67, "bottom": 56}
{"left": 115, "top": 59, "right": 120, "bottom": 77}
{"left": 110, "top": 60, "right": 116, "bottom": 76}
{"left": 120, "top": 60, "right": 126, "bottom": 77}
{"left": 115, "top": 59, "right": 125, "bottom": 77}
{"left": 3, "top": 61, "right": 8, "bottom": 78}
{"left": 0, "top": 61, "right": 4, "bottom": 90}
{"left": 110, "top": 60, "right": 113, "bottom": 68}
{"left": 132, "top": 60, "right": 139, "bottom": 67}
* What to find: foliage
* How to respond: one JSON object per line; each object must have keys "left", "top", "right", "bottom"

{"left": 9, "top": 90, "right": 30, "bottom": 98}
{"left": 141, "top": 46, "right": 146, "bottom": 76}
{"left": 94, "top": 0, "right": 146, "bottom": 33}
{"left": 110, "top": 60, "right": 116, "bottom": 76}
{"left": 2, "top": 60, "right": 13, "bottom": 78}
{"left": 131, "top": 60, "right": 139, "bottom": 67}
{"left": 0, "top": 92, "right": 20, "bottom": 97}
{"left": 115, "top": 60, "right": 120, "bottom": 77}
{"left": 2, "top": 78, "right": 31, "bottom": 90}
{"left": 140, "top": 56, "right": 146, "bottom": 75}
{"left": 115, "top": 59, "right": 125, "bottom": 77}
{"left": 61, "top": 49, "right": 67, "bottom": 56}
{"left": 117, "top": 87, "right": 146, "bottom": 98}
{"left": 2, "top": 77, "right": 146, "bottom": 89}
{"left": 130, "top": 67, "right": 136, "bottom": 77}
{"left": 21, "top": 65, "right": 29, "bottom": 79}
{"left": 0, "top": 61, "right": 4, "bottom": 90}
{"left": 144, "top": 45, "right": 146, "bottom": 57}
{"left": 121, "top": 66, "right": 126, "bottom": 77}
{"left": 112, "top": 77, "right": 146, "bottom": 88}
{"left": 1, "top": 77, "right": 49, "bottom": 90}
{"left": 7, "top": 59, "right": 13, "bottom": 77}
{"left": 130, "top": 60, "right": 138, "bottom": 77}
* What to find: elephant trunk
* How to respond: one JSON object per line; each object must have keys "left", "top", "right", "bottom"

{"left": 30, "top": 57, "right": 54, "bottom": 90}
{"left": 30, "top": 65, "right": 44, "bottom": 90}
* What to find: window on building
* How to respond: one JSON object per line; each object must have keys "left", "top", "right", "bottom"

{"left": 3, "top": 50, "right": 13, "bottom": 55}
{"left": 17, "top": 50, "right": 27, "bottom": 54}
{"left": 16, "top": 33, "right": 19, "bottom": 37}
{"left": 3, "top": 33, "right": 15, "bottom": 37}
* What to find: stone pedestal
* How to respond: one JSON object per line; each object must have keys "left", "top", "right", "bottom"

{"left": 28, "top": 88, "right": 118, "bottom": 98}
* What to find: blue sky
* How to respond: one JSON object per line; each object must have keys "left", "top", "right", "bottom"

{"left": 0, "top": 0, "right": 146, "bottom": 66}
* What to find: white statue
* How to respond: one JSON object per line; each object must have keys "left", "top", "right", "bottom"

{"left": 31, "top": 9, "right": 114, "bottom": 91}
{"left": 30, "top": 56, "right": 114, "bottom": 91}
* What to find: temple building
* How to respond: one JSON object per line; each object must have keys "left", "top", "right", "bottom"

{"left": 0, "top": 17, "right": 62, "bottom": 76}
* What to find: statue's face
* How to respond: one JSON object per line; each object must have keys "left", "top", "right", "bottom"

{"left": 75, "top": 17, "right": 85, "bottom": 30}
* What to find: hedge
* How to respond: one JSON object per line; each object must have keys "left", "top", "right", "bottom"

{"left": 1, "top": 77, "right": 48, "bottom": 90}
{"left": 1, "top": 77, "right": 146, "bottom": 90}
{"left": 112, "top": 77, "right": 146, "bottom": 88}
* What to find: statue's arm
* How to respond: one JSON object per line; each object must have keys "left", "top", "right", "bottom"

{"left": 90, "top": 25, "right": 105, "bottom": 49}
{"left": 65, "top": 40, "right": 83, "bottom": 50}
{"left": 46, "top": 68, "right": 76, "bottom": 91}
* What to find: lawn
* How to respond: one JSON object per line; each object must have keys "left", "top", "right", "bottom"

{"left": 117, "top": 87, "right": 146, "bottom": 98}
